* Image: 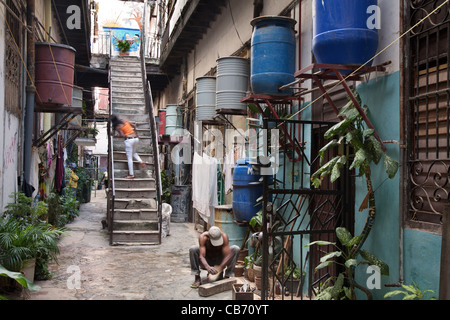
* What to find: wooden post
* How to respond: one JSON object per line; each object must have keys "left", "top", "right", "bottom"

{"left": 439, "top": 205, "right": 450, "bottom": 300}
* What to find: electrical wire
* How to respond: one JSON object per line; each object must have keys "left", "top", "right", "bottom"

{"left": 228, "top": 0, "right": 245, "bottom": 47}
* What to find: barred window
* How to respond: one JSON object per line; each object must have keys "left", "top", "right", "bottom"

{"left": 4, "top": 0, "right": 24, "bottom": 114}
{"left": 405, "top": 0, "right": 450, "bottom": 234}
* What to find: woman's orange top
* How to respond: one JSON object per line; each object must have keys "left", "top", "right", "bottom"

{"left": 120, "top": 121, "right": 135, "bottom": 136}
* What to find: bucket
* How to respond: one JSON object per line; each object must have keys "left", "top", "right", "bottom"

{"left": 312, "top": 0, "right": 379, "bottom": 73}
{"left": 250, "top": 16, "right": 297, "bottom": 96}
{"left": 232, "top": 158, "right": 263, "bottom": 222}
{"left": 196, "top": 76, "right": 216, "bottom": 120}
{"left": 214, "top": 205, "right": 247, "bottom": 248}
{"left": 165, "top": 104, "right": 182, "bottom": 136}
{"left": 216, "top": 57, "right": 249, "bottom": 112}
{"left": 35, "top": 42, "right": 76, "bottom": 105}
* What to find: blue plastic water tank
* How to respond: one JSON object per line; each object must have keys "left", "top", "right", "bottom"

{"left": 312, "top": 0, "right": 379, "bottom": 71}
{"left": 232, "top": 159, "right": 263, "bottom": 222}
{"left": 250, "top": 16, "right": 297, "bottom": 96}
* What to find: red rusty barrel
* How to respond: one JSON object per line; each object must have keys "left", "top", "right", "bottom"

{"left": 35, "top": 42, "right": 76, "bottom": 106}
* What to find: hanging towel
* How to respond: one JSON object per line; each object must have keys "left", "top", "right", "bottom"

{"left": 192, "top": 152, "right": 218, "bottom": 224}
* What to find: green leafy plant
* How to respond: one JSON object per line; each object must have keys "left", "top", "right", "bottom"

{"left": 0, "top": 216, "right": 64, "bottom": 274}
{"left": 161, "top": 170, "right": 173, "bottom": 203}
{"left": 3, "top": 192, "right": 48, "bottom": 225}
{"left": 244, "top": 251, "right": 262, "bottom": 269}
{"left": 306, "top": 227, "right": 389, "bottom": 300}
{"left": 384, "top": 282, "right": 436, "bottom": 300}
{"left": 311, "top": 92, "right": 398, "bottom": 188}
{"left": 117, "top": 39, "right": 131, "bottom": 53}
{"left": 311, "top": 92, "right": 399, "bottom": 258}
{"left": 249, "top": 210, "right": 262, "bottom": 230}
{"left": 0, "top": 265, "right": 40, "bottom": 299}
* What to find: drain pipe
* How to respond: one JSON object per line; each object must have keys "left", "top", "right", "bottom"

{"left": 23, "top": 0, "right": 36, "bottom": 187}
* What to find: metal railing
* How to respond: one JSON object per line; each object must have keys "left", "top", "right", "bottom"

{"left": 107, "top": 63, "right": 116, "bottom": 245}
{"left": 260, "top": 117, "right": 352, "bottom": 300}
{"left": 140, "top": 23, "right": 163, "bottom": 244}
{"left": 91, "top": 30, "right": 161, "bottom": 61}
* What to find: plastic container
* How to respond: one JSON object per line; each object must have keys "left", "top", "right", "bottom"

{"left": 232, "top": 158, "right": 263, "bottom": 222}
{"left": 250, "top": 16, "right": 297, "bottom": 96}
{"left": 312, "top": 0, "right": 379, "bottom": 72}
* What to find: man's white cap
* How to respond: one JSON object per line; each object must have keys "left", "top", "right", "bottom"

{"left": 208, "top": 226, "right": 223, "bottom": 246}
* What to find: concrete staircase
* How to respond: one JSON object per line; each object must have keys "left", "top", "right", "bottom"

{"left": 109, "top": 56, "right": 160, "bottom": 245}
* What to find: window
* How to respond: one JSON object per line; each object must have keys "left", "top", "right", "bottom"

{"left": 4, "top": 0, "right": 23, "bottom": 114}
{"left": 404, "top": 0, "right": 450, "bottom": 234}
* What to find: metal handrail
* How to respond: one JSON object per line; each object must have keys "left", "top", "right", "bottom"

{"left": 140, "top": 8, "right": 162, "bottom": 243}
{"left": 107, "top": 61, "right": 116, "bottom": 245}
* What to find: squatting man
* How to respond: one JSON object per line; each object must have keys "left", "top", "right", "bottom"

{"left": 189, "top": 226, "right": 240, "bottom": 288}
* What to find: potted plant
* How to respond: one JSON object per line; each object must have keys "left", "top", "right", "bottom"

{"left": 0, "top": 216, "right": 64, "bottom": 283}
{"left": 281, "top": 265, "right": 304, "bottom": 294}
{"left": 117, "top": 39, "right": 131, "bottom": 56}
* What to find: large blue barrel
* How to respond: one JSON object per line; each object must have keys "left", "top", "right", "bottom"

{"left": 214, "top": 205, "right": 247, "bottom": 247}
{"left": 313, "top": 0, "right": 379, "bottom": 71}
{"left": 232, "top": 158, "right": 263, "bottom": 222}
{"left": 250, "top": 16, "right": 297, "bottom": 96}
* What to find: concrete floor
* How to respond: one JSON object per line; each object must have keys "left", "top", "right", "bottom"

{"left": 28, "top": 191, "right": 243, "bottom": 300}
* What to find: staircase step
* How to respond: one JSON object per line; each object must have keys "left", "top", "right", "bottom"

{"left": 113, "top": 160, "right": 154, "bottom": 171}
{"left": 113, "top": 151, "right": 153, "bottom": 161}
{"left": 112, "top": 106, "right": 146, "bottom": 115}
{"left": 110, "top": 113, "right": 149, "bottom": 123}
{"left": 112, "top": 91, "right": 145, "bottom": 99}
{"left": 112, "top": 97, "right": 145, "bottom": 104}
{"left": 111, "top": 86, "right": 145, "bottom": 94}
{"left": 112, "top": 220, "right": 158, "bottom": 231}
{"left": 114, "top": 208, "right": 158, "bottom": 220}
{"left": 113, "top": 197, "right": 157, "bottom": 209}
{"left": 110, "top": 75, "right": 142, "bottom": 82}
{"left": 115, "top": 187, "right": 156, "bottom": 199}
{"left": 113, "top": 140, "right": 153, "bottom": 154}
{"left": 111, "top": 230, "right": 160, "bottom": 245}
{"left": 111, "top": 78, "right": 143, "bottom": 86}
{"left": 113, "top": 169, "right": 154, "bottom": 179}
{"left": 110, "top": 70, "right": 142, "bottom": 77}
{"left": 114, "top": 177, "right": 155, "bottom": 189}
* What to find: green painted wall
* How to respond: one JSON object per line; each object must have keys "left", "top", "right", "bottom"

{"left": 354, "top": 71, "right": 441, "bottom": 300}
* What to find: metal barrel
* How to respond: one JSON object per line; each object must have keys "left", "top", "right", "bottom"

{"left": 214, "top": 205, "right": 247, "bottom": 248}
{"left": 165, "top": 104, "right": 182, "bottom": 136}
{"left": 216, "top": 57, "right": 249, "bottom": 111}
{"left": 196, "top": 76, "right": 216, "bottom": 121}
